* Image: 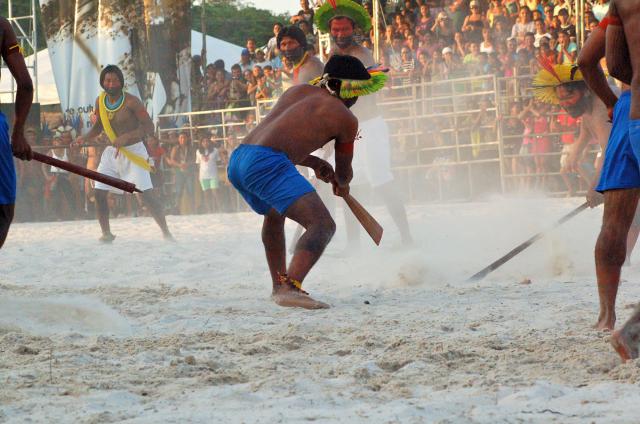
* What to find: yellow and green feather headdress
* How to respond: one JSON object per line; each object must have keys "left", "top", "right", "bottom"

{"left": 532, "top": 56, "right": 584, "bottom": 104}
{"left": 310, "top": 66, "right": 388, "bottom": 99}
{"left": 315, "top": 0, "right": 372, "bottom": 34}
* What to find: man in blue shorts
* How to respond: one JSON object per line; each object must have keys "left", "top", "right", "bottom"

{"left": 0, "top": 17, "right": 34, "bottom": 248}
{"left": 577, "top": 10, "right": 640, "bottom": 334}
{"left": 227, "top": 54, "right": 387, "bottom": 309}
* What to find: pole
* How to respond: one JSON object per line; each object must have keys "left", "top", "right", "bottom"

{"left": 373, "top": 0, "right": 380, "bottom": 63}
{"left": 33, "top": 152, "right": 141, "bottom": 193}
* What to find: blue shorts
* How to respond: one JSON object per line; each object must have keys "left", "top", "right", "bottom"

{"left": 596, "top": 92, "right": 640, "bottom": 192}
{"left": 0, "top": 113, "right": 15, "bottom": 204}
{"left": 227, "top": 144, "right": 315, "bottom": 215}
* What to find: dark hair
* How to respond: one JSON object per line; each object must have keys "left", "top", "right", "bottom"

{"left": 213, "top": 59, "right": 225, "bottom": 69}
{"left": 277, "top": 25, "right": 307, "bottom": 50}
{"left": 100, "top": 65, "right": 124, "bottom": 89}
{"left": 231, "top": 63, "right": 241, "bottom": 71}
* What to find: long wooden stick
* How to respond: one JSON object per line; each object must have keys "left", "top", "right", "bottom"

{"left": 33, "top": 152, "right": 141, "bottom": 194}
{"left": 344, "top": 194, "right": 384, "bottom": 245}
{"left": 467, "top": 202, "right": 589, "bottom": 282}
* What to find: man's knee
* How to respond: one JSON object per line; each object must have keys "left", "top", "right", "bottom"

{"left": 596, "top": 226, "right": 627, "bottom": 267}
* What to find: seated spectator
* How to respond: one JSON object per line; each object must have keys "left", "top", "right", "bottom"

{"left": 492, "top": 17, "right": 511, "bottom": 46}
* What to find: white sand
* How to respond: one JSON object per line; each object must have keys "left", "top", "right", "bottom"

{"left": 2, "top": 197, "right": 640, "bottom": 423}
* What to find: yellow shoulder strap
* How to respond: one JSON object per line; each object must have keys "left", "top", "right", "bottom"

{"left": 98, "top": 92, "right": 152, "bottom": 172}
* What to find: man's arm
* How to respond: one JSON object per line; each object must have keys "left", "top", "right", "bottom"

{"left": 112, "top": 96, "right": 154, "bottom": 147}
{"left": 605, "top": 2, "right": 632, "bottom": 85}
{"left": 333, "top": 112, "right": 358, "bottom": 195}
{"left": 76, "top": 99, "right": 103, "bottom": 144}
{"left": 1, "top": 18, "right": 33, "bottom": 160}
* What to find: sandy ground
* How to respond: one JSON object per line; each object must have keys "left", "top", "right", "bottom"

{"left": 3, "top": 197, "right": 640, "bottom": 423}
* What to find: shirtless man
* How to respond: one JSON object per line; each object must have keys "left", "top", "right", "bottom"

{"left": 278, "top": 25, "right": 323, "bottom": 90}
{"left": 0, "top": 17, "right": 34, "bottom": 248}
{"left": 227, "top": 54, "right": 385, "bottom": 309}
{"left": 76, "top": 65, "right": 172, "bottom": 242}
{"left": 596, "top": 1, "right": 640, "bottom": 359}
{"left": 576, "top": 11, "right": 640, "bottom": 333}
{"left": 316, "top": 0, "right": 413, "bottom": 247}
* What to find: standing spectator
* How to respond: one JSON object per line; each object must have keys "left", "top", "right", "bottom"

{"left": 213, "top": 59, "right": 231, "bottom": 81}
{"left": 511, "top": 7, "right": 535, "bottom": 46}
{"left": 556, "top": 30, "right": 577, "bottom": 64}
{"left": 553, "top": 0, "right": 572, "bottom": 17}
{"left": 168, "top": 131, "right": 195, "bottom": 214}
{"left": 228, "top": 64, "right": 249, "bottom": 109}
{"left": 207, "top": 69, "right": 229, "bottom": 110}
{"left": 557, "top": 8, "right": 576, "bottom": 38}
{"left": 263, "top": 65, "right": 282, "bottom": 97}
{"left": 447, "top": 0, "right": 468, "bottom": 33}
{"left": 415, "top": 4, "right": 434, "bottom": 34}
{"left": 480, "top": 27, "right": 495, "bottom": 54}
{"left": 461, "top": 1, "right": 486, "bottom": 43}
{"left": 432, "top": 11, "right": 455, "bottom": 45}
{"left": 542, "top": 4, "right": 555, "bottom": 31}
{"left": 299, "top": 20, "right": 316, "bottom": 48}
{"left": 442, "top": 46, "right": 464, "bottom": 79}
{"left": 553, "top": 109, "right": 582, "bottom": 195}
{"left": 453, "top": 31, "right": 466, "bottom": 58}
{"left": 246, "top": 38, "right": 257, "bottom": 61}
{"left": 266, "top": 23, "right": 283, "bottom": 61}
{"left": 42, "top": 132, "right": 76, "bottom": 220}
{"left": 500, "top": 102, "right": 525, "bottom": 191}
{"left": 254, "top": 49, "right": 271, "bottom": 69}
{"left": 416, "top": 49, "right": 431, "bottom": 81}
{"left": 539, "top": 38, "right": 556, "bottom": 64}
{"left": 533, "top": 18, "right": 552, "bottom": 47}
{"left": 246, "top": 66, "right": 262, "bottom": 106}
{"left": 195, "top": 135, "right": 220, "bottom": 213}
{"left": 291, "top": 0, "right": 314, "bottom": 24}
{"left": 492, "top": 17, "right": 511, "bottom": 45}
{"left": 145, "top": 134, "right": 167, "bottom": 207}
{"left": 255, "top": 73, "right": 273, "bottom": 101}
{"left": 487, "top": 0, "right": 507, "bottom": 27}
{"left": 237, "top": 49, "right": 253, "bottom": 72}
{"left": 503, "top": 0, "right": 520, "bottom": 20}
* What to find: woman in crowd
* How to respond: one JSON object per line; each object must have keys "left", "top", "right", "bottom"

{"left": 195, "top": 136, "right": 221, "bottom": 213}
{"left": 461, "top": 0, "right": 486, "bottom": 43}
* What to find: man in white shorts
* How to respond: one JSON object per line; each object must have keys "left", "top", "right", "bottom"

{"left": 316, "top": 0, "right": 413, "bottom": 246}
{"left": 76, "top": 65, "right": 173, "bottom": 242}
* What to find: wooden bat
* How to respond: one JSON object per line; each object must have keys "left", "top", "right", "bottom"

{"left": 467, "top": 202, "right": 589, "bottom": 282}
{"left": 33, "top": 152, "right": 142, "bottom": 194}
{"left": 344, "top": 194, "right": 383, "bottom": 245}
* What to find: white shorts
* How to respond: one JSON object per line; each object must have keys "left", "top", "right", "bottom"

{"left": 350, "top": 116, "right": 394, "bottom": 188}
{"left": 559, "top": 144, "right": 572, "bottom": 168}
{"left": 94, "top": 142, "right": 153, "bottom": 194}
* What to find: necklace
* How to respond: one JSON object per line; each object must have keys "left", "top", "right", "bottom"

{"left": 103, "top": 91, "right": 125, "bottom": 120}
{"left": 292, "top": 53, "right": 309, "bottom": 83}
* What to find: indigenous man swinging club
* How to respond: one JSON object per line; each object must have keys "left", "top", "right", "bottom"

{"left": 576, "top": 11, "right": 640, "bottom": 334}
{"left": 227, "top": 55, "right": 387, "bottom": 309}
{"left": 76, "top": 65, "right": 173, "bottom": 242}
{"left": 0, "top": 17, "right": 33, "bottom": 248}
{"left": 316, "top": 0, "right": 413, "bottom": 247}
{"left": 598, "top": 0, "right": 640, "bottom": 361}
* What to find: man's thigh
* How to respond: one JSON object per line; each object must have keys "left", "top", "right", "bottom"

{"left": 0, "top": 203, "right": 15, "bottom": 248}
{"left": 603, "top": 189, "right": 640, "bottom": 230}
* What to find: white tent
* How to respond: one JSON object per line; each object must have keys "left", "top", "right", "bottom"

{"left": 191, "top": 30, "right": 244, "bottom": 70}
{"left": 0, "top": 31, "right": 243, "bottom": 106}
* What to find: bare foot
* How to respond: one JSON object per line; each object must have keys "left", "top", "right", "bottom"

{"left": 611, "top": 327, "right": 640, "bottom": 362}
{"left": 272, "top": 290, "right": 330, "bottom": 309}
{"left": 99, "top": 233, "right": 116, "bottom": 243}
{"left": 594, "top": 310, "right": 615, "bottom": 331}
{"left": 163, "top": 232, "right": 176, "bottom": 242}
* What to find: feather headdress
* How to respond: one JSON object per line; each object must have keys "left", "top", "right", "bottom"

{"left": 309, "top": 67, "right": 388, "bottom": 99}
{"left": 315, "top": 0, "right": 372, "bottom": 34}
{"left": 532, "top": 55, "right": 584, "bottom": 104}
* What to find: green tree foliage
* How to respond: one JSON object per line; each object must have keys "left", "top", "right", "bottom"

{"left": 193, "top": 0, "right": 290, "bottom": 47}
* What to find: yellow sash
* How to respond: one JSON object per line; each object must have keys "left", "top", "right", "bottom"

{"left": 98, "top": 92, "right": 152, "bottom": 171}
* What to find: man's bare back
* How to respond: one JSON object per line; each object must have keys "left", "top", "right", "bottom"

{"left": 242, "top": 84, "right": 358, "bottom": 164}
{"left": 611, "top": 0, "right": 640, "bottom": 118}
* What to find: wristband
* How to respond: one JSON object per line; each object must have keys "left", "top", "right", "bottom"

{"left": 609, "top": 16, "right": 622, "bottom": 26}
{"left": 598, "top": 17, "right": 610, "bottom": 30}
{"left": 335, "top": 142, "right": 354, "bottom": 154}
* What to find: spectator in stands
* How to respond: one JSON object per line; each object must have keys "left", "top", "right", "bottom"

{"left": 447, "top": 0, "right": 468, "bottom": 33}
{"left": 553, "top": 109, "right": 582, "bottom": 195}
{"left": 254, "top": 72, "right": 273, "bottom": 101}
{"left": 487, "top": 0, "right": 507, "bottom": 27}
{"left": 463, "top": 42, "right": 482, "bottom": 67}
{"left": 168, "top": 131, "right": 196, "bottom": 214}
{"left": 416, "top": 49, "right": 431, "bottom": 81}
{"left": 453, "top": 31, "right": 466, "bottom": 58}
{"left": 291, "top": 0, "right": 314, "bottom": 24}
{"left": 533, "top": 18, "right": 552, "bottom": 47}
{"left": 266, "top": 23, "right": 282, "bottom": 61}
{"left": 504, "top": 0, "right": 520, "bottom": 20}
{"left": 512, "top": 7, "right": 535, "bottom": 46}
{"left": 556, "top": 30, "right": 577, "bottom": 64}
{"left": 542, "top": 3, "right": 555, "bottom": 30}
{"left": 208, "top": 68, "right": 229, "bottom": 110}
{"left": 254, "top": 49, "right": 271, "bottom": 69}
{"left": 145, "top": 134, "right": 167, "bottom": 204}
{"left": 228, "top": 64, "right": 249, "bottom": 109}
{"left": 415, "top": 4, "right": 434, "bottom": 34}
{"left": 246, "top": 37, "right": 257, "bottom": 61}
{"left": 263, "top": 64, "right": 282, "bottom": 96}
{"left": 517, "top": 32, "right": 536, "bottom": 64}
{"left": 462, "top": 0, "right": 485, "bottom": 43}
{"left": 432, "top": 11, "right": 455, "bottom": 45}
{"left": 480, "top": 27, "right": 495, "bottom": 54}
{"left": 442, "top": 46, "right": 464, "bottom": 79}
{"left": 553, "top": 0, "right": 571, "bottom": 17}
{"left": 430, "top": 48, "right": 446, "bottom": 80}
{"left": 538, "top": 38, "right": 556, "bottom": 64}
{"left": 492, "top": 17, "right": 511, "bottom": 45}
{"left": 238, "top": 48, "right": 253, "bottom": 72}
{"left": 557, "top": 8, "right": 576, "bottom": 38}
{"left": 299, "top": 20, "right": 316, "bottom": 49}
{"left": 195, "top": 135, "right": 220, "bottom": 213}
